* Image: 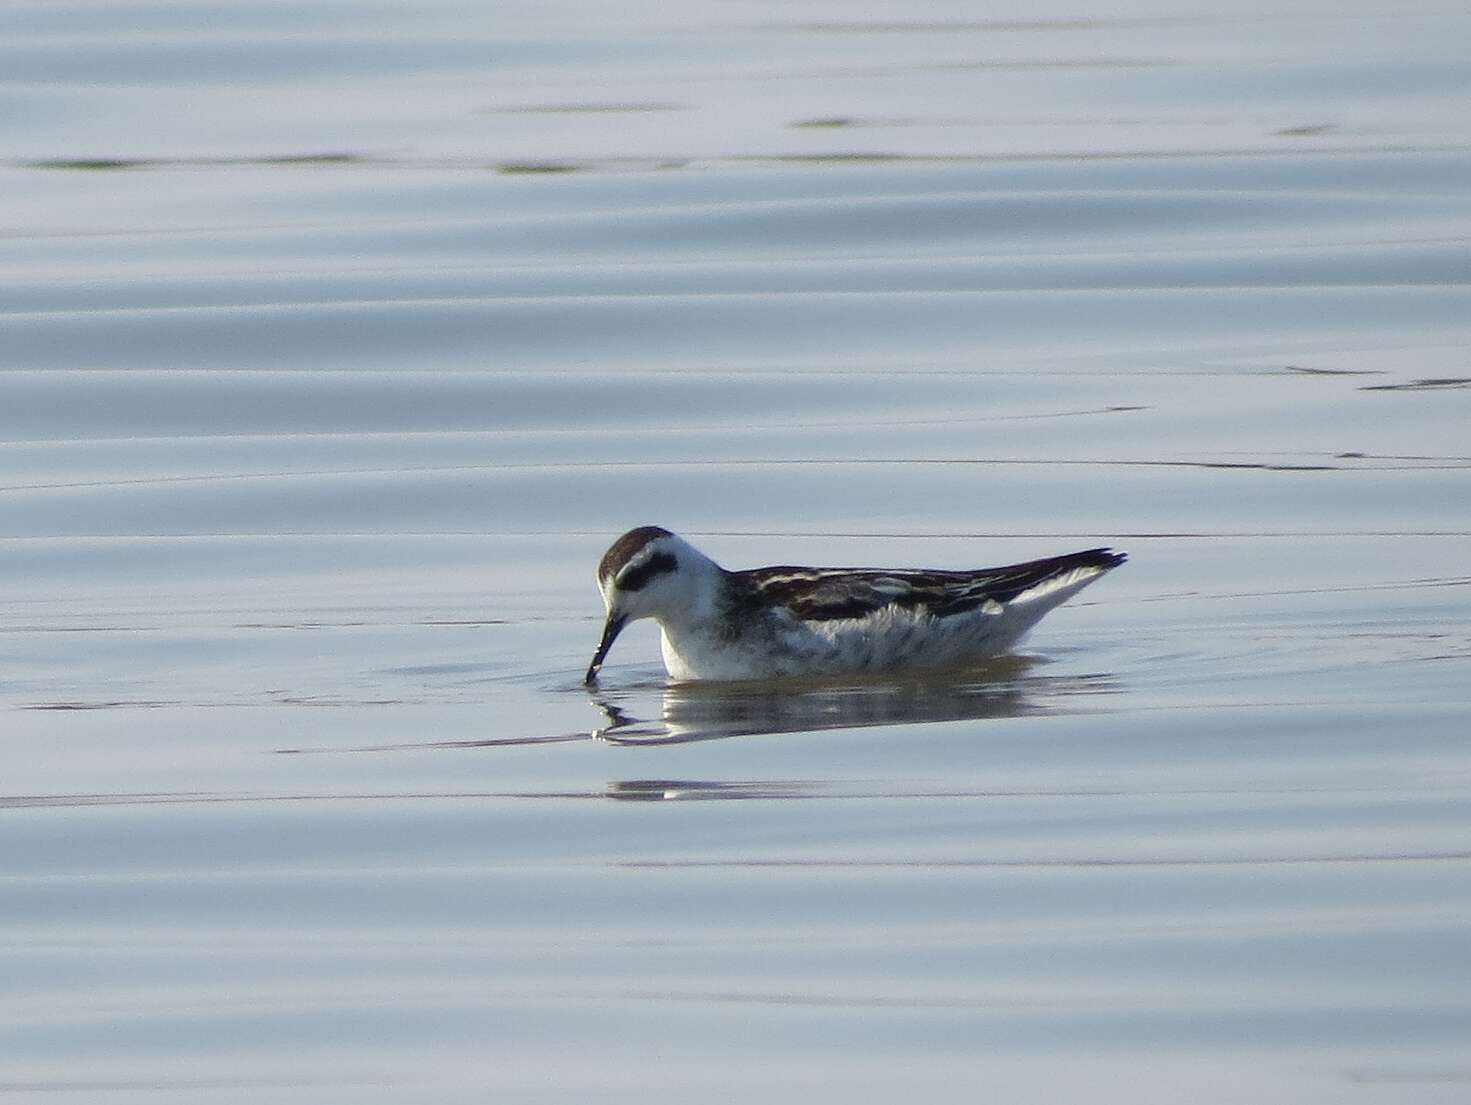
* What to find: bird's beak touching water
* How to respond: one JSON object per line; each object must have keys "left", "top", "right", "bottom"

{"left": 584, "top": 613, "right": 628, "bottom": 684}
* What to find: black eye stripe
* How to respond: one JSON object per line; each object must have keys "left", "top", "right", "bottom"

{"left": 617, "top": 552, "right": 677, "bottom": 592}
{"left": 598, "top": 526, "right": 674, "bottom": 583}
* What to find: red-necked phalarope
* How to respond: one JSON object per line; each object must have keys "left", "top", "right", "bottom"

{"left": 584, "top": 526, "right": 1126, "bottom": 683}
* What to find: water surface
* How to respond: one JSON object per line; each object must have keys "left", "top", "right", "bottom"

{"left": 3, "top": 2, "right": 1470, "bottom": 1101}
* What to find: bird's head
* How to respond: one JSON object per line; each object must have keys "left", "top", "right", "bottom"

{"left": 584, "top": 526, "right": 720, "bottom": 683}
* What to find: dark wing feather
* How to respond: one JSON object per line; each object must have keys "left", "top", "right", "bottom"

{"left": 733, "top": 549, "right": 1125, "bottom": 624}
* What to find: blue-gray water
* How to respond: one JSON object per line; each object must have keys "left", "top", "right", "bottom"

{"left": 3, "top": 2, "right": 1470, "bottom": 1101}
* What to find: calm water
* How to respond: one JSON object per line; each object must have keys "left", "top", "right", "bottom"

{"left": 4, "top": 2, "right": 1471, "bottom": 1101}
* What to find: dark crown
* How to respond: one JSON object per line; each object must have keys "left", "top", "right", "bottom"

{"left": 597, "top": 526, "right": 675, "bottom": 583}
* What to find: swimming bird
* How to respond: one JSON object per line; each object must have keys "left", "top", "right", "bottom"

{"left": 584, "top": 526, "right": 1125, "bottom": 683}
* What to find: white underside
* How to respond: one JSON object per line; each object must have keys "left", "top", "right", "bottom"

{"left": 658, "top": 564, "right": 1109, "bottom": 682}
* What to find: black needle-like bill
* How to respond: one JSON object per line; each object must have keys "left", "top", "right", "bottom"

{"left": 584, "top": 613, "right": 628, "bottom": 684}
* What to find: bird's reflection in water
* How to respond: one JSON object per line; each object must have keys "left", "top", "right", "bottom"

{"left": 587, "top": 658, "right": 1125, "bottom": 802}
{"left": 599, "top": 778, "right": 820, "bottom": 801}
{"left": 589, "top": 655, "right": 1091, "bottom": 747}
{"left": 275, "top": 658, "right": 1117, "bottom": 771}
